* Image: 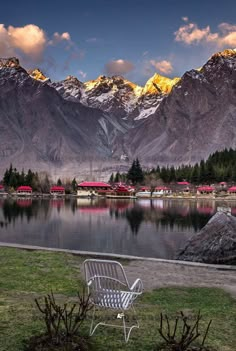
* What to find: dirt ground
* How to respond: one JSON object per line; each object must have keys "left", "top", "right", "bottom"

{"left": 123, "top": 260, "right": 236, "bottom": 298}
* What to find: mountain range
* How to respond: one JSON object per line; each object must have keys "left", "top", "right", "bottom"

{"left": 0, "top": 49, "right": 235, "bottom": 179}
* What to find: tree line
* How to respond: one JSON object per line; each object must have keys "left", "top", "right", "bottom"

{"left": 3, "top": 148, "right": 236, "bottom": 191}
{"left": 110, "top": 149, "right": 236, "bottom": 185}
{"left": 2, "top": 164, "right": 77, "bottom": 193}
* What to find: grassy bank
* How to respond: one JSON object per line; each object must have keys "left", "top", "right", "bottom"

{"left": 0, "top": 247, "right": 235, "bottom": 351}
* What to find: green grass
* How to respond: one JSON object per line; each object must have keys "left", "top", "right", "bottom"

{"left": 0, "top": 247, "right": 235, "bottom": 351}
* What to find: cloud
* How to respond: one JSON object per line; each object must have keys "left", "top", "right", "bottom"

{"left": 0, "top": 23, "right": 75, "bottom": 64}
{"left": 149, "top": 60, "right": 173, "bottom": 74}
{"left": 48, "top": 32, "right": 71, "bottom": 45}
{"left": 104, "top": 59, "right": 134, "bottom": 75}
{"left": 0, "top": 24, "right": 15, "bottom": 57}
{"left": 182, "top": 17, "right": 189, "bottom": 22}
{"left": 174, "top": 21, "right": 236, "bottom": 47}
{"left": 2, "top": 24, "right": 47, "bottom": 60}
{"left": 78, "top": 70, "right": 87, "bottom": 79}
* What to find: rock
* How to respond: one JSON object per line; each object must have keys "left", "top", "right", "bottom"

{"left": 177, "top": 211, "right": 236, "bottom": 264}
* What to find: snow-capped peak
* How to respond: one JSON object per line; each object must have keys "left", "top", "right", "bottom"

{"left": 0, "top": 57, "right": 20, "bottom": 68}
{"left": 142, "top": 73, "right": 180, "bottom": 95}
{"left": 28, "top": 68, "right": 50, "bottom": 82}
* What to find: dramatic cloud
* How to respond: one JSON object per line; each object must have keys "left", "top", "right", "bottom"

{"left": 0, "top": 23, "right": 74, "bottom": 63}
{"left": 78, "top": 70, "right": 87, "bottom": 79}
{"left": 0, "top": 24, "right": 47, "bottom": 60}
{"left": 104, "top": 59, "right": 134, "bottom": 75}
{"left": 174, "top": 20, "right": 236, "bottom": 47}
{"left": 149, "top": 60, "right": 173, "bottom": 74}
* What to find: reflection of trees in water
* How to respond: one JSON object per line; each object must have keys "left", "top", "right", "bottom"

{"left": 109, "top": 205, "right": 144, "bottom": 235}
{"left": 2, "top": 199, "right": 50, "bottom": 224}
{"left": 109, "top": 202, "right": 212, "bottom": 235}
{"left": 125, "top": 207, "right": 144, "bottom": 235}
{"left": 70, "top": 199, "right": 77, "bottom": 214}
{"left": 156, "top": 211, "right": 210, "bottom": 232}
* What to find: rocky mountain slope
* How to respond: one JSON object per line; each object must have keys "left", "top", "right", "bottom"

{"left": 0, "top": 58, "right": 127, "bottom": 178}
{"left": 0, "top": 49, "right": 235, "bottom": 178}
{"left": 119, "top": 49, "right": 236, "bottom": 165}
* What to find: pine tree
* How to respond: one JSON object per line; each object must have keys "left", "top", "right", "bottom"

{"left": 127, "top": 158, "right": 144, "bottom": 184}
{"left": 114, "top": 172, "right": 120, "bottom": 183}
{"left": 57, "top": 178, "right": 62, "bottom": 186}
{"left": 109, "top": 173, "right": 114, "bottom": 183}
{"left": 71, "top": 178, "right": 77, "bottom": 191}
{"left": 190, "top": 164, "right": 200, "bottom": 184}
{"left": 3, "top": 167, "right": 10, "bottom": 186}
{"left": 25, "top": 169, "right": 33, "bottom": 186}
{"left": 134, "top": 158, "right": 144, "bottom": 184}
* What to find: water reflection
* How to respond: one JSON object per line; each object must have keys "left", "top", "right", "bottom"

{"left": 0, "top": 198, "right": 235, "bottom": 259}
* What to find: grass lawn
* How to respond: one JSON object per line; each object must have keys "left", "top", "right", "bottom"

{"left": 0, "top": 247, "right": 235, "bottom": 351}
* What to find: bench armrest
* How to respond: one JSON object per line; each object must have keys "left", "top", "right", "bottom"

{"left": 130, "top": 278, "right": 143, "bottom": 294}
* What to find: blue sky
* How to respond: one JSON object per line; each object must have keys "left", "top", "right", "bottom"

{"left": 1, "top": 0, "right": 236, "bottom": 84}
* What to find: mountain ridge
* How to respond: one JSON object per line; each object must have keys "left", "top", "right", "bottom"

{"left": 0, "top": 48, "right": 235, "bottom": 178}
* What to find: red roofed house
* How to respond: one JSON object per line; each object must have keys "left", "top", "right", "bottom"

{"left": 50, "top": 186, "right": 65, "bottom": 196}
{"left": 77, "top": 181, "right": 112, "bottom": 197}
{"left": 197, "top": 186, "right": 215, "bottom": 195}
{"left": 227, "top": 186, "right": 236, "bottom": 195}
{"left": 17, "top": 185, "right": 33, "bottom": 196}
{"left": 152, "top": 186, "right": 172, "bottom": 196}
{"left": 136, "top": 186, "right": 151, "bottom": 198}
{"left": 177, "top": 181, "right": 192, "bottom": 194}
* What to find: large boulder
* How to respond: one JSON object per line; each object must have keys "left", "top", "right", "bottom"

{"left": 177, "top": 211, "right": 236, "bottom": 264}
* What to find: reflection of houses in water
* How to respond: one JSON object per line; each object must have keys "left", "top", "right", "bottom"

{"left": 16, "top": 199, "right": 32, "bottom": 208}
{"left": 50, "top": 199, "right": 65, "bottom": 209}
{"left": 196, "top": 200, "right": 215, "bottom": 215}
{"left": 107, "top": 199, "right": 133, "bottom": 212}
{"left": 76, "top": 198, "right": 110, "bottom": 215}
{"left": 196, "top": 206, "right": 214, "bottom": 215}
{"left": 138, "top": 199, "right": 164, "bottom": 209}
{"left": 79, "top": 207, "right": 109, "bottom": 215}
{"left": 77, "top": 198, "right": 94, "bottom": 206}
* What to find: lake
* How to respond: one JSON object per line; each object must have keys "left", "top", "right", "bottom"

{"left": 0, "top": 197, "right": 235, "bottom": 259}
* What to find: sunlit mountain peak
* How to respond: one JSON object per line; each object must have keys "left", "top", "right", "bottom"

{"left": 142, "top": 73, "right": 180, "bottom": 95}
{"left": 28, "top": 68, "right": 49, "bottom": 82}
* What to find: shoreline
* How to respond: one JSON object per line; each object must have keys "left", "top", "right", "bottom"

{"left": 0, "top": 241, "right": 235, "bottom": 271}
{"left": 2, "top": 193, "right": 236, "bottom": 200}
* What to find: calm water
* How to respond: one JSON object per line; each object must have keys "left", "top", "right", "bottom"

{"left": 0, "top": 197, "right": 235, "bottom": 259}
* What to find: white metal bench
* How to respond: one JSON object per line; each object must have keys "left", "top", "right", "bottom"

{"left": 83, "top": 259, "right": 143, "bottom": 342}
